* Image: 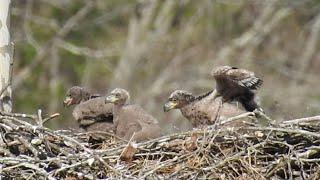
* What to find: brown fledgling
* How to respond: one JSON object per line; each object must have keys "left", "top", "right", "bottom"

{"left": 164, "top": 89, "right": 247, "bottom": 128}
{"left": 105, "top": 88, "right": 162, "bottom": 142}
{"left": 64, "top": 86, "right": 113, "bottom": 132}
{"left": 211, "top": 66, "right": 263, "bottom": 112}
{"left": 63, "top": 86, "right": 100, "bottom": 107}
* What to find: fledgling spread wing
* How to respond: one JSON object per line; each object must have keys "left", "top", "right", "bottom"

{"left": 212, "top": 66, "right": 263, "bottom": 90}
{"left": 226, "top": 68, "right": 262, "bottom": 90}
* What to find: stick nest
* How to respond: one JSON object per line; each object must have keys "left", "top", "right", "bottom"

{"left": 1, "top": 111, "right": 320, "bottom": 179}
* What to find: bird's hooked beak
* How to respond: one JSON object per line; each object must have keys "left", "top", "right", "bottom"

{"left": 105, "top": 94, "right": 118, "bottom": 103}
{"left": 163, "top": 101, "right": 178, "bottom": 112}
{"left": 63, "top": 96, "right": 73, "bottom": 107}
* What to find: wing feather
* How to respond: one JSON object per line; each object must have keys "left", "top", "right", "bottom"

{"left": 212, "top": 66, "right": 262, "bottom": 90}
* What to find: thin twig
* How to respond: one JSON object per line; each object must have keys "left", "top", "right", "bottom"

{"left": 282, "top": 115, "right": 320, "bottom": 125}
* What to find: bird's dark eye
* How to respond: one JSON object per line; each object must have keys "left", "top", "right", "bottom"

{"left": 116, "top": 94, "right": 120, "bottom": 97}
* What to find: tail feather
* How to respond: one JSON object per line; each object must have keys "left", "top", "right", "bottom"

{"left": 240, "top": 99, "right": 263, "bottom": 112}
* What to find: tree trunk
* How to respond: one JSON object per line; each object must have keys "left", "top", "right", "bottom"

{"left": 0, "top": 0, "right": 13, "bottom": 112}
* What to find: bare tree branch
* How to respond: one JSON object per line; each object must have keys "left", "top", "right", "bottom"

{"left": 298, "top": 13, "right": 320, "bottom": 79}
{"left": 12, "top": 1, "right": 94, "bottom": 89}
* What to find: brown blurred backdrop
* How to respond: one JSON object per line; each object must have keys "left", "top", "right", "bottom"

{"left": 10, "top": 0, "right": 320, "bottom": 131}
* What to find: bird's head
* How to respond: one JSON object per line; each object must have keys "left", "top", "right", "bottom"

{"left": 105, "top": 88, "right": 130, "bottom": 105}
{"left": 63, "top": 86, "right": 90, "bottom": 107}
{"left": 164, "top": 90, "right": 195, "bottom": 112}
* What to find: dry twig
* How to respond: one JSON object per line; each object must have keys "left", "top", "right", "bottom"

{"left": 1, "top": 111, "right": 320, "bottom": 179}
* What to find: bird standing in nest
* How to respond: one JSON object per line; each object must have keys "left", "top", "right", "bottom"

{"left": 164, "top": 89, "right": 248, "bottom": 128}
{"left": 211, "top": 66, "right": 263, "bottom": 112}
{"left": 63, "top": 86, "right": 114, "bottom": 132}
{"left": 105, "top": 88, "right": 162, "bottom": 142}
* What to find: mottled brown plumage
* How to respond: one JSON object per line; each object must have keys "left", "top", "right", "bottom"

{"left": 211, "top": 66, "right": 263, "bottom": 112}
{"left": 73, "top": 97, "right": 114, "bottom": 129}
{"left": 83, "top": 121, "right": 114, "bottom": 132}
{"left": 64, "top": 86, "right": 113, "bottom": 131}
{"left": 106, "top": 88, "right": 162, "bottom": 142}
{"left": 164, "top": 89, "right": 246, "bottom": 128}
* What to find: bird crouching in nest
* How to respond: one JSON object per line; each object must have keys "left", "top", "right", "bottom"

{"left": 63, "top": 86, "right": 114, "bottom": 132}
{"left": 105, "top": 88, "right": 162, "bottom": 142}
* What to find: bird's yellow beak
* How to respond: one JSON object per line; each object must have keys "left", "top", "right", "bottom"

{"left": 163, "top": 101, "right": 178, "bottom": 112}
{"left": 63, "top": 96, "right": 73, "bottom": 107}
{"left": 105, "top": 95, "right": 118, "bottom": 103}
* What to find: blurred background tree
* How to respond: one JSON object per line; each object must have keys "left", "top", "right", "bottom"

{"left": 10, "top": 0, "right": 320, "bottom": 131}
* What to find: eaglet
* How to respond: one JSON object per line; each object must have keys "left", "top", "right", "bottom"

{"left": 63, "top": 86, "right": 113, "bottom": 132}
{"left": 164, "top": 89, "right": 248, "bottom": 128}
{"left": 211, "top": 66, "right": 263, "bottom": 112}
{"left": 63, "top": 86, "right": 99, "bottom": 106}
{"left": 105, "top": 88, "right": 162, "bottom": 142}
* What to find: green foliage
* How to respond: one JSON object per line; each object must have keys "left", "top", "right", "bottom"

{"left": 15, "top": 43, "right": 36, "bottom": 67}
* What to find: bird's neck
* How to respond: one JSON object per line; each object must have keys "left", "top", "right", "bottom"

{"left": 180, "top": 103, "right": 194, "bottom": 117}
{"left": 193, "top": 89, "right": 216, "bottom": 102}
{"left": 112, "top": 103, "right": 124, "bottom": 126}
{"left": 80, "top": 89, "right": 91, "bottom": 102}
{"left": 113, "top": 104, "right": 123, "bottom": 116}
{"left": 80, "top": 98, "right": 89, "bottom": 103}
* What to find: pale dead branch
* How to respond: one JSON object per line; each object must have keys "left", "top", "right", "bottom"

{"left": 13, "top": 1, "right": 94, "bottom": 89}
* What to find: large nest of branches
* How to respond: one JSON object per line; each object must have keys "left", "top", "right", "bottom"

{"left": 1, "top": 111, "right": 320, "bottom": 179}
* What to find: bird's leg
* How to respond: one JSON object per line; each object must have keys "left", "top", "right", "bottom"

{"left": 212, "top": 98, "right": 223, "bottom": 129}
{"left": 243, "top": 98, "right": 272, "bottom": 124}
{"left": 253, "top": 109, "right": 275, "bottom": 126}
